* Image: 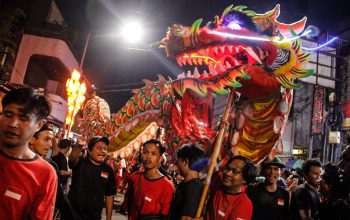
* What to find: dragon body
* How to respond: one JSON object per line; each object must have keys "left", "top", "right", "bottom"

{"left": 82, "top": 4, "right": 313, "bottom": 163}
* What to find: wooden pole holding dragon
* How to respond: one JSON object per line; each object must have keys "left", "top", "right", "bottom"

{"left": 196, "top": 88, "right": 235, "bottom": 217}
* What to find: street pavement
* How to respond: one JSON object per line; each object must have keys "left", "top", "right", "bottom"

{"left": 102, "top": 192, "right": 127, "bottom": 220}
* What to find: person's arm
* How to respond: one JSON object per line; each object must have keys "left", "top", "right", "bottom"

{"left": 105, "top": 195, "right": 114, "bottom": 220}
{"left": 59, "top": 169, "right": 72, "bottom": 176}
{"left": 30, "top": 167, "right": 58, "bottom": 220}
{"left": 160, "top": 180, "right": 175, "bottom": 219}
{"left": 51, "top": 136, "right": 59, "bottom": 157}
{"left": 68, "top": 144, "right": 83, "bottom": 167}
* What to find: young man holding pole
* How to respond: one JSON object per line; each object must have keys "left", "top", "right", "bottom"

{"left": 206, "top": 155, "right": 257, "bottom": 220}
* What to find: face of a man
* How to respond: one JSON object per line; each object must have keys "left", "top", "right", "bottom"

{"left": 264, "top": 165, "right": 281, "bottom": 185}
{"left": 306, "top": 166, "right": 322, "bottom": 188}
{"left": 176, "top": 158, "right": 187, "bottom": 176}
{"left": 142, "top": 143, "right": 162, "bottom": 171}
{"left": 0, "top": 104, "right": 41, "bottom": 149}
{"left": 222, "top": 159, "right": 245, "bottom": 190}
{"left": 338, "top": 146, "right": 350, "bottom": 185}
{"left": 30, "top": 130, "right": 54, "bottom": 157}
{"left": 89, "top": 141, "right": 108, "bottom": 164}
{"left": 319, "top": 173, "right": 331, "bottom": 196}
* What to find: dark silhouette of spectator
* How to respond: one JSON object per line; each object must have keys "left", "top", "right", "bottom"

{"left": 318, "top": 163, "right": 350, "bottom": 220}
{"left": 169, "top": 143, "right": 206, "bottom": 220}
{"left": 52, "top": 138, "right": 72, "bottom": 192}
{"left": 290, "top": 159, "right": 322, "bottom": 220}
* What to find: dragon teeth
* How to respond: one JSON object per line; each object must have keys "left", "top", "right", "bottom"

{"left": 187, "top": 70, "right": 192, "bottom": 77}
{"left": 198, "top": 58, "right": 203, "bottom": 65}
{"left": 219, "top": 64, "right": 226, "bottom": 72}
{"left": 177, "top": 57, "right": 182, "bottom": 66}
{"left": 178, "top": 72, "right": 185, "bottom": 79}
{"left": 209, "top": 63, "right": 217, "bottom": 75}
{"left": 228, "top": 45, "right": 233, "bottom": 53}
{"left": 213, "top": 46, "right": 218, "bottom": 54}
{"left": 182, "top": 57, "right": 187, "bottom": 66}
{"left": 246, "top": 47, "right": 262, "bottom": 64}
{"left": 193, "top": 67, "right": 200, "bottom": 78}
{"left": 193, "top": 58, "right": 198, "bottom": 65}
{"left": 225, "top": 61, "right": 232, "bottom": 68}
{"left": 203, "top": 70, "right": 209, "bottom": 78}
{"left": 187, "top": 57, "right": 193, "bottom": 65}
{"left": 220, "top": 46, "right": 225, "bottom": 53}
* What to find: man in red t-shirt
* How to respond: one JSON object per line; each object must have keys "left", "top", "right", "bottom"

{"left": 206, "top": 156, "right": 257, "bottom": 220}
{"left": 0, "top": 88, "right": 57, "bottom": 220}
{"left": 121, "top": 139, "right": 174, "bottom": 220}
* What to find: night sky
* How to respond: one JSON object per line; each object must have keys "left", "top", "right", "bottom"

{"left": 59, "top": 0, "right": 350, "bottom": 112}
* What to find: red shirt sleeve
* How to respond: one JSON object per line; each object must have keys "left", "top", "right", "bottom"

{"left": 160, "top": 178, "right": 174, "bottom": 216}
{"left": 30, "top": 165, "right": 58, "bottom": 220}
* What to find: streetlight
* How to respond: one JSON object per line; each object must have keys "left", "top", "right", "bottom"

{"left": 121, "top": 20, "right": 143, "bottom": 43}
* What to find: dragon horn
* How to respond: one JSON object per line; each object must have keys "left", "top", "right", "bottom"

{"left": 253, "top": 4, "right": 280, "bottom": 22}
{"left": 190, "top": 18, "right": 203, "bottom": 45}
{"left": 275, "top": 17, "right": 307, "bottom": 37}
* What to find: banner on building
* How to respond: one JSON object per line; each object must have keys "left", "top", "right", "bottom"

{"left": 342, "top": 101, "right": 350, "bottom": 129}
{"left": 311, "top": 86, "right": 325, "bottom": 135}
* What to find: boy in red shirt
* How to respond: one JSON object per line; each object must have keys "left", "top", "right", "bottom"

{"left": 206, "top": 156, "right": 257, "bottom": 220}
{"left": 122, "top": 139, "right": 174, "bottom": 220}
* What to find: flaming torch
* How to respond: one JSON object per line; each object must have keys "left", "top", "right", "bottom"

{"left": 64, "top": 69, "right": 86, "bottom": 138}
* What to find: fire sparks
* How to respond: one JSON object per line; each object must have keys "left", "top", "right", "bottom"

{"left": 65, "top": 69, "right": 86, "bottom": 137}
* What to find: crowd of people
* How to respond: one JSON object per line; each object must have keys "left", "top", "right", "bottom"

{"left": 0, "top": 88, "right": 350, "bottom": 220}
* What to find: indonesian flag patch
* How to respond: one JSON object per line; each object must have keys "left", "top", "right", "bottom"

{"left": 5, "top": 186, "right": 23, "bottom": 201}
{"left": 101, "top": 172, "right": 108, "bottom": 179}
{"left": 277, "top": 198, "right": 285, "bottom": 206}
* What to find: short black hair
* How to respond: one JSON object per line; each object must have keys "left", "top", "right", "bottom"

{"left": 227, "top": 155, "right": 257, "bottom": 184}
{"left": 322, "top": 163, "right": 339, "bottom": 187}
{"left": 87, "top": 136, "right": 109, "bottom": 151}
{"left": 301, "top": 159, "right": 322, "bottom": 177}
{"left": 2, "top": 88, "right": 51, "bottom": 121}
{"left": 58, "top": 139, "right": 71, "bottom": 149}
{"left": 33, "top": 123, "right": 53, "bottom": 138}
{"left": 143, "top": 139, "right": 165, "bottom": 155}
{"left": 176, "top": 143, "right": 206, "bottom": 171}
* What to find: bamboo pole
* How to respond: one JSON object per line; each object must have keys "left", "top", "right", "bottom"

{"left": 196, "top": 88, "right": 236, "bottom": 217}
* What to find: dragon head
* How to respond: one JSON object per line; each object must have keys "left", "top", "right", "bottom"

{"left": 159, "top": 5, "right": 315, "bottom": 162}
{"left": 160, "top": 4, "right": 313, "bottom": 98}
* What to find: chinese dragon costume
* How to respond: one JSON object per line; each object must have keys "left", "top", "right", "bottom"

{"left": 81, "top": 4, "right": 313, "bottom": 163}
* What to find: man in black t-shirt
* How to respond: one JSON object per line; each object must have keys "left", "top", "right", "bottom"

{"left": 169, "top": 143, "right": 206, "bottom": 220}
{"left": 52, "top": 139, "right": 72, "bottom": 189}
{"left": 290, "top": 159, "right": 322, "bottom": 220}
{"left": 246, "top": 157, "right": 290, "bottom": 220}
{"left": 68, "top": 136, "right": 116, "bottom": 220}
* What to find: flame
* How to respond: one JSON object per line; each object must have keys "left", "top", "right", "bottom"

{"left": 65, "top": 69, "right": 87, "bottom": 136}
